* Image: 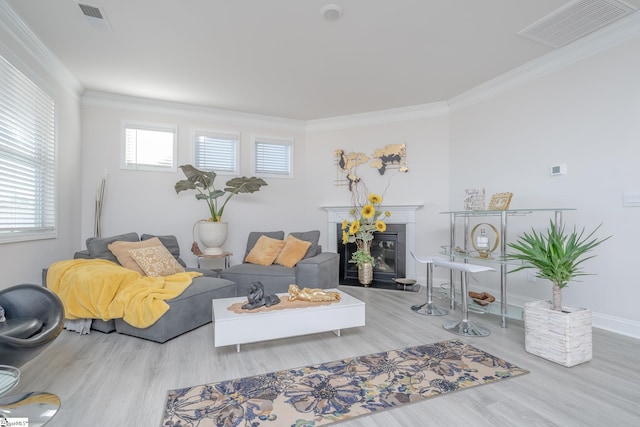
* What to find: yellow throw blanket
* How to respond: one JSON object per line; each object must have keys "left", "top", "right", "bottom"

{"left": 47, "top": 259, "right": 202, "bottom": 328}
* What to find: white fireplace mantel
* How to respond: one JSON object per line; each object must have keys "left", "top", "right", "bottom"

{"left": 322, "top": 204, "right": 423, "bottom": 279}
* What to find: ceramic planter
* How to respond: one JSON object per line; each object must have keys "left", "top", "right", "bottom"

{"left": 524, "top": 300, "right": 592, "bottom": 367}
{"left": 197, "top": 221, "right": 228, "bottom": 255}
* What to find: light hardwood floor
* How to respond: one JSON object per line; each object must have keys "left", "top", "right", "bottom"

{"left": 17, "top": 286, "right": 640, "bottom": 426}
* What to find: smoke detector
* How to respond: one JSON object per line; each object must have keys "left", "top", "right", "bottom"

{"left": 321, "top": 4, "right": 343, "bottom": 21}
{"left": 518, "top": 0, "right": 636, "bottom": 48}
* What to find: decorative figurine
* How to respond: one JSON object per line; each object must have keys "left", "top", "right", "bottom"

{"left": 242, "top": 281, "right": 281, "bottom": 310}
{"left": 288, "top": 284, "right": 341, "bottom": 302}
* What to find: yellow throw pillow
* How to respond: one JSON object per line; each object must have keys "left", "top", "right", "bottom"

{"left": 245, "top": 235, "right": 286, "bottom": 266}
{"left": 128, "top": 245, "right": 186, "bottom": 277}
{"left": 108, "top": 237, "right": 163, "bottom": 275}
{"left": 275, "top": 235, "right": 312, "bottom": 268}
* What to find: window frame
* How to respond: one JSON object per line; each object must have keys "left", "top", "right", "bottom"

{"left": 121, "top": 121, "right": 178, "bottom": 172}
{"left": 252, "top": 136, "right": 294, "bottom": 179}
{"left": 0, "top": 52, "right": 57, "bottom": 243}
{"left": 191, "top": 129, "right": 240, "bottom": 175}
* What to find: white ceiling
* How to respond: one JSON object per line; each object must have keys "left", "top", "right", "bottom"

{"left": 5, "top": 0, "right": 640, "bottom": 120}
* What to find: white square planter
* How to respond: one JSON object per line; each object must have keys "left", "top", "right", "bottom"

{"left": 524, "top": 300, "right": 592, "bottom": 367}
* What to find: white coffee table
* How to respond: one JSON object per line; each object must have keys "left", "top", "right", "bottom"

{"left": 212, "top": 289, "right": 365, "bottom": 351}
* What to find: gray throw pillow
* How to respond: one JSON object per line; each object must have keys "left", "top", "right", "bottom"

{"left": 86, "top": 232, "right": 140, "bottom": 262}
{"left": 289, "top": 230, "right": 321, "bottom": 258}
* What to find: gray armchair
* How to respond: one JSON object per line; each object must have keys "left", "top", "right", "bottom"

{"left": 0, "top": 284, "right": 64, "bottom": 368}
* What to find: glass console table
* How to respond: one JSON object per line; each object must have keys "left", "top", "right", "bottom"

{"left": 0, "top": 365, "right": 20, "bottom": 396}
{"left": 440, "top": 208, "right": 576, "bottom": 328}
{"left": 0, "top": 365, "right": 60, "bottom": 426}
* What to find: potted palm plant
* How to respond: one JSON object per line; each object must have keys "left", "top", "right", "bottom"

{"left": 175, "top": 165, "right": 267, "bottom": 255}
{"left": 507, "top": 220, "right": 610, "bottom": 367}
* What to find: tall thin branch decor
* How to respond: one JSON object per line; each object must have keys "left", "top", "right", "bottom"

{"left": 94, "top": 173, "right": 106, "bottom": 238}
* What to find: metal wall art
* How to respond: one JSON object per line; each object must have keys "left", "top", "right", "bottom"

{"left": 370, "top": 144, "right": 408, "bottom": 175}
{"left": 335, "top": 144, "right": 408, "bottom": 190}
{"left": 335, "top": 149, "right": 369, "bottom": 190}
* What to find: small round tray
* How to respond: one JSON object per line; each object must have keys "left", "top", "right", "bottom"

{"left": 0, "top": 365, "right": 20, "bottom": 396}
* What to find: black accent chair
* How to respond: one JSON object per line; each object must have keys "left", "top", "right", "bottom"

{"left": 0, "top": 284, "right": 64, "bottom": 424}
{"left": 0, "top": 284, "right": 64, "bottom": 368}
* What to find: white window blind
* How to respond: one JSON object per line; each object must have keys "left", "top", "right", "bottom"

{"left": 122, "top": 124, "right": 177, "bottom": 171}
{"left": 0, "top": 54, "right": 56, "bottom": 243}
{"left": 254, "top": 138, "right": 293, "bottom": 177}
{"left": 194, "top": 131, "right": 238, "bottom": 173}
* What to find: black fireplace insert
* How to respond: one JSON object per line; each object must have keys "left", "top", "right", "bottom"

{"left": 337, "top": 223, "right": 407, "bottom": 289}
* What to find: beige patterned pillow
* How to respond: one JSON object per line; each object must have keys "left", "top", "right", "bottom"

{"left": 128, "top": 245, "right": 186, "bottom": 277}
{"left": 108, "top": 237, "right": 163, "bottom": 275}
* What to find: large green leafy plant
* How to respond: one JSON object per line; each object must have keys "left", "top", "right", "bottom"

{"left": 507, "top": 220, "right": 610, "bottom": 311}
{"left": 175, "top": 165, "right": 267, "bottom": 222}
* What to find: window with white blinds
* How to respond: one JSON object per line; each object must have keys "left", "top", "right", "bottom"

{"left": 0, "top": 54, "right": 56, "bottom": 243}
{"left": 254, "top": 137, "right": 293, "bottom": 178}
{"left": 122, "top": 123, "right": 177, "bottom": 171}
{"left": 194, "top": 131, "right": 238, "bottom": 174}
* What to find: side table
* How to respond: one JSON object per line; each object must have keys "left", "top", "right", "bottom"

{"left": 197, "top": 252, "right": 232, "bottom": 271}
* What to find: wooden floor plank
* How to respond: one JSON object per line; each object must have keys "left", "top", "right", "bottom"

{"left": 15, "top": 286, "right": 640, "bottom": 426}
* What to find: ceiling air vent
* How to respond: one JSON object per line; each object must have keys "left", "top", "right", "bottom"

{"left": 76, "top": 2, "right": 112, "bottom": 31}
{"left": 79, "top": 3, "right": 103, "bottom": 19}
{"left": 518, "top": 0, "right": 637, "bottom": 48}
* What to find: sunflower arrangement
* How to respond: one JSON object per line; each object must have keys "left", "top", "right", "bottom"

{"left": 342, "top": 193, "right": 390, "bottom": 266}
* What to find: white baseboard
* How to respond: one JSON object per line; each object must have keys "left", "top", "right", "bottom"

{"left": 415, "top": 277, "right": 640, "bottom": 340}
{"left": 592, "top": 313, "right": 640, "bottom": 340}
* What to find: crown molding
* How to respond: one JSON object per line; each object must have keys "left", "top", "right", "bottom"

{"left": 306, "top": 102, "right": 449, "bottom": 132}
{"left": 449, "top": 11, "right": 640, "bottom": 112}
{"left": 3, "top": 0, "right": 639, "bottom": 128}
{"left": 82, "top": 91, "right": 307, "bottom": 132}
{"left": 0, "top": 0, "right": 83, "bottom": 99}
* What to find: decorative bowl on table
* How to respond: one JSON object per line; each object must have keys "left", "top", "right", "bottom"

{"left": 394, "top": 278, "right": 418, "bottom": 291}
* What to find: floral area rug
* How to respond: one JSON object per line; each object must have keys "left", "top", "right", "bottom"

{"left": 161, "top": 339, "right": 528, "bottom": 426}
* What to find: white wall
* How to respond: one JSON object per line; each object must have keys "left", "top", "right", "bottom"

{"left": 306, "top": 113, "right": 451, "bottom": 263}
{"left": 0, "top": 14, "right": 82, "bottom": 288}
{"left": 80, "top": 95, "right": 310, "bottom": 267}
{"left": 449, "top": 35, "right": 640, "bottom": 336}
{"left": 3, "top": 3, "right": 639, "bottom": 338}
{"left": 80, "top": 96, "right": 452, "bottom": 271}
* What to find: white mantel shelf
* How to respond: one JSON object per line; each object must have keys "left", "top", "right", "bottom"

{"left": 322, "top": 204, "right": 423, "bottom": 280}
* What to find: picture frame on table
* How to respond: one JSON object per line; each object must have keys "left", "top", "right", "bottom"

{"left": 488, "top": 192, "right": 513, "bottom": 210}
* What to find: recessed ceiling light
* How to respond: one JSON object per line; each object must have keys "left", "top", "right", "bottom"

{"left": 321, "top": 4, "right": 343, "bottom": 21}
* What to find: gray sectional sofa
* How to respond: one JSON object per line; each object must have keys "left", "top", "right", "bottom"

{"left": 44, "top": 232, "right": 237, "bottom": 343}
{"left": 45, "top": 230, "right": 338, "bottom": 343}
{"left": 220, "top": 230, "right": 339, "bottom": 296}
